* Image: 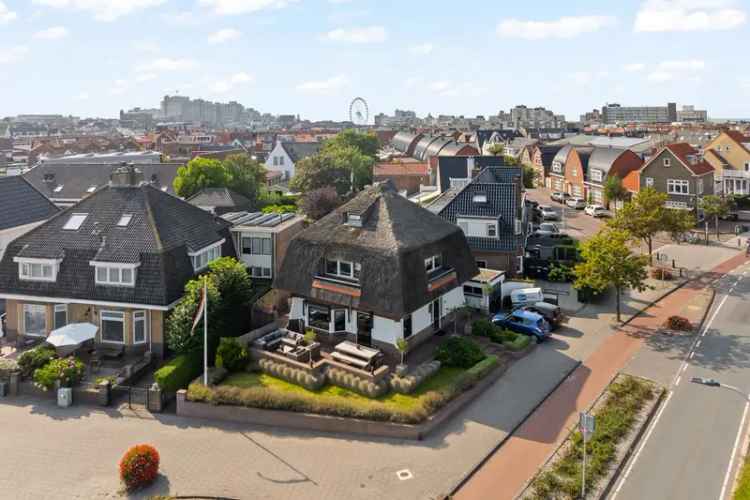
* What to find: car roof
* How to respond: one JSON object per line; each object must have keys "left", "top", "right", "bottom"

{"left": 511, "top": 309, "right": 543, "bottom": 320}
{"left": 529, "top": 301, "right": 558, "bottom": 311}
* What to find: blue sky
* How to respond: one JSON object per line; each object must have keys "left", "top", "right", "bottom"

{"left": 0, "top": 0, "right": 749, "bottom": 121}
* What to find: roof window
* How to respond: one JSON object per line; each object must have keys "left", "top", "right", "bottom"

{"left": 473, "top": 193, "right": 488, "bottom": 203}
{"left": 86, "top": 185, "right": 97, "bottom": 193}
{"left": 63, "top": 213, "right": 88, "bottom": 230}
{"left": 117, "top": 214, "right": 133, "bottom": 227}
{"left": 53, "top": 185, "right": 63, "bottom": 193}
{"left": 345, "top": 213, "right": 363, "bottom": 227}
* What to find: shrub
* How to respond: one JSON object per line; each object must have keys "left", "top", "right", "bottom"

{"left": 215, "top": 338, "right": 249, "bottom": 372}
{"left": 327, "top": 367, "right": 388, "bottom": 398}
{"left": 119, "top": 444, "right": 160, "bottom": 491}
{"left": 390, "top": 361, "right": 441, "bottom": 394}
{"left": 154, "top": 352, "right": 202, "bottom": 392}
{"left": 258, "top": 358, "right": 325, "bottom": 391}
{"left": 435, "top": 336, "right": 485, "bottom": 368}
{"left": 0, "top": 358, "right": 19, "bottom": 380}
{"left": 548, "top": 263, "right": 574, "bottom": 282}
{"left": 665, "top": 315, "right": 692, "bottom": 331}
{"left": 488, "top": 328, "right": 517, "bottom": 345}
{"left": 650, "top": 267, "right": 674, "bottom": 280}
{"left": 17, "top": 345, "right": 57, "bottom": 378}
{"left": 32, "top": 357, "right": 85, "bottom": 390}
{"left": 471, "top": 319, "right": 495, "bottom": 337}
{"left": 503, "top": 334, "right": 532, "bottom": 351}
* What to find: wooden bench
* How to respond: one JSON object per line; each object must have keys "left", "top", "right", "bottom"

{"left": 331, "top": 351, "right": 369, "bottom": 369}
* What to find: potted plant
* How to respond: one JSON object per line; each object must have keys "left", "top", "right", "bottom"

{"left": 395, "top": 338, "right": 408, "bottom": 376}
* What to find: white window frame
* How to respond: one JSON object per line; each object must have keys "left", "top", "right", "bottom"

{"left": 663, "top": 158, "right": 671, "bottom": 167}
{"left": 515, "top": 219, "right": 523, "bottom": 235}
{"left": 697, "top": 178, "right": 704, "bottom": 195}
{"left": 325, "top": 258, "right": 360, "bottom": 281}
{"left": 590, "top": 169, "right": 603, "bottom": 182}
{"left": 667, "top": 179, "right": 690, "bottom": 195}
{"left": 63, "top": 213, "right": 88, "bottom": 230}
{"left": 487, "top": 222, "right": 497, "bottom": 238}
{"left": 54, "top": 304, "right": 68, "bottom": 330}
{"left": 552, "top": 162, "right": 563, "bottom": 174}
{"left": 189, "top": 239, "right": 225, "bottom": 272}
{"left": 23, "top": 304, "right": 47, "bottom": 337}
{"left": 15, "top": 257, "right": 60, "bottom": 282}
{"left": 425, "top": 254, "right": 443, "bottom": 274}
{"left": 90, "top": 262, "right": 139, "bottom": 287}
{"left": 132, "top": 310, "right": 148, "bottom": 345}
{"left": 645, "top": 177, "right": 654, "bottom": 187}
{"left": 100, "top": 310, "right": 125, "bottom": 344}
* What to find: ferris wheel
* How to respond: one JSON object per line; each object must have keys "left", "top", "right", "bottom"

{"left": 349, "top": 97, "right": 369, "bottom": 126}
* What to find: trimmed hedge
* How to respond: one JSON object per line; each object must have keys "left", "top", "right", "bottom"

{"left": 154, "top": 352, "right": 203, "bottom": 392}
{"left": 215, "top": 337, "right": 249, "bottom": 372}
{"left": 391, "top": 361, "right": 441, "bottom": 395}
{"left": 471, "top": 319, "right": 495, "bottom": 337}
{"left": 327, "top": 367, "right": 389, "bottom": 398}
{"left": 258, "top": 358, "right": 325, "bottom": 391}
{"left": 503, "top": 334, "right": 532, "bottom": 352}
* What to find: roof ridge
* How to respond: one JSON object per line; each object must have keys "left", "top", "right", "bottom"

{"left": 142, "top": 185, "right": 166, "bottom": 253}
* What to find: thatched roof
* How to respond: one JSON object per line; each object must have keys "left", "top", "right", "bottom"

{"left": 274, "top": 181, "right": 478, "bottom": 320}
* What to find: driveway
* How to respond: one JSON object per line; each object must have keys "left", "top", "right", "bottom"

{"left": 525, "top": 187, "right": 605, "bottom": 241}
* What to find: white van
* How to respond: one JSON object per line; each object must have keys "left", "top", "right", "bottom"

{"left": 510, "top": 288, "right": 544, "bottom": 307}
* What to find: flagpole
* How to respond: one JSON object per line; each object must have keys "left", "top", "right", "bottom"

{"left": 203, "top": 278, "right": 208, "bottom": 386}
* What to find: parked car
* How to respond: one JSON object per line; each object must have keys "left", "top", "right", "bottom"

{"left": 537, "top": 222, "right": 560, "bottom": 233}
{"left": 523, "top": 302, "right": 563, "bottom": 330}
{"left": 492, "top": 310, "right": 551, "bottom": 342}
{"left": 720, "top": 211, "right": 739, "bottom": 221}
{"left": 566, "top": 197, "right": 586, "bottom": 209}
{"left": 551, "top": 192, "right": 571, "bottom": 203}
{"left": 539, "top": 205, "right": 559, "bottom": 221}
{"left": 584, "top": 204, "right": 610, "bottom": 218}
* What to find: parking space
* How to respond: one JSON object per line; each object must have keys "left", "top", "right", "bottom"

{"left": 525, "top": 187, "right": 605, "bottom": 241}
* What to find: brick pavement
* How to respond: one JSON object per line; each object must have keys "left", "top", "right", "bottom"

{"left": 453, "top": 252, "right": 749, "bottom": 500}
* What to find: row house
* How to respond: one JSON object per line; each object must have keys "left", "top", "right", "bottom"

{"left": 704, "top": 130, "right": 750, "bottom": 195}
{"left": 525, "top": 144, "right": 563, "bottom": 188}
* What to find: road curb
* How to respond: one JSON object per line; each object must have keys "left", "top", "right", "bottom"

{"left": 620, "top": 278, "right": 692, "bottom": 328}
{"left": 444, "top": 359, "right": 583, "bottom": 499}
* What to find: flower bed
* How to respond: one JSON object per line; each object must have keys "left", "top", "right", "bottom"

{"left": 187, "top": 355, "right": 499, "bottom": 425}
{"left": 527, "top": 375, "right": 656, "bottom": 499}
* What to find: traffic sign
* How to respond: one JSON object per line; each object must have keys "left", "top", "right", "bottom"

{"left": 579, "top": 412, "right": 595, "bottom": 438}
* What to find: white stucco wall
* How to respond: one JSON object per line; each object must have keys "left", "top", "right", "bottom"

{"left": 264, "top": 142, "right": 295, "bottom": 179}
{"left": 372, "top": 316, "right": 401, "bottom": 345}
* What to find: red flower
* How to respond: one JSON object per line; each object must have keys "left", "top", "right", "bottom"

{"left": 119, "top": 444, "right": 160, "bottom": 491}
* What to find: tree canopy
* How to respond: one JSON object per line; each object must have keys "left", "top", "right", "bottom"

{"left": 603, "top": 176, "right": 628, "bottom": 212}
{"left": 322, "top": 129, "right": 379, "bottom": 158}
{"left": 290, "top": 145, "right": 374, "bottom": 195}
{"left": 609, "top": 187, "right": 668, "bottom": 264}
{"left": 699, "top": 194, "right": 731, "bottom": 239}
{"left": 574, "top": 228, "right": 649, "bottom": 322}
{"left": 173, "top": 154, "right": 267, "bottom": 203}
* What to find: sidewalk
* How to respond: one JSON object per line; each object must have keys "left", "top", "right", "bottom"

{"left": 453, "top": 251, "right": 749, "bottom": 500}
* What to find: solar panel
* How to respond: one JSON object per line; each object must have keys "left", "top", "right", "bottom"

{"left": 261, "top": 215, "right": 283, "bottom": 227}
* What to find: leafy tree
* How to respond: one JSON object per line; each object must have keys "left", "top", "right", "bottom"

{"left": 663, "top": 209, "right": 696, "bottom": 243}
{"left": 173, "top": 158, "right": 229, "bottom": 198}
{"left": 323, "top": 129, "right": 379, "bottom": 158}
{"left": 208, "top": 257, "right": 254, "bottom": 339}
{"left": 290, "top": 145, "right": 374, "bottom": 195}
{"left": 166, "top": 277, "right": 222, "bottom": 358}
{"left": 299, "top": 186, "right": 343, "bottom": 220}
{"left": 522, "top": 165, "right": 536, "bottom": 189}
{"left": 488, "top": 143, "right": 506, "bottom": 156}
{"left": 574, "top": 228, "right": 649, "bottom": 322}
{"left": 609, "top": 187, "right": 668, "bottom": 264}
{"left": 603, "top": 176, "right": 627, "bottom": 213}
{"left": 699, "top": 195, "right": 730, "bottom": 240}
{"left": 223, "top": 154, "right": 267, "bottom": 204}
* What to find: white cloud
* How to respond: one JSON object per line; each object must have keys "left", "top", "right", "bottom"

{"left": 296, "top": 75, "right": 349, "bottom": 93}
{"left": 110, "top": 79, "right": 129, "bottom": 95}
{"left": 0, "top": 1, "right": 17, "bottom": 23}
{"left": 409, "top": 43, "right": 434, "bottom": 55}
{"left": 136, "top": 57, "right": 198, "bottom": 73}
{"left": 132, "top": 40, "right": 160, "bottom": 53}
{"left": 326, "top": 26, "right": 387, "bottom": 43}
{"left": 646, "top": 59, "right": 705, "bottom": 83}
{"left": 199, "top": 0, "right": 299, "bottom": 15}
{"left": 624, "top": 63, "right": 645, "bottom": 72}
{"left": 34, "top": 26, "right": 69, "bottom": 40}
{"left": 497, "top": 15, "right": 615, "bottom": 39}
{"left": 32, "top": 0, "right": 167, "bottom": 22}
{"left": 208, "top": 28, "right": 242, "bottom": 44}
{"left": 647, "top": 71, "right": 674, "bottom": 82}
{"left": 0, "top": 46, "right": 29, "bottom": 65}
{"left": 404, "top": 76, "right": 424, "bottom": 88}
{"left": 635, "top": 0, "right": 746, "bottom": 32}
{"left": 212, "top": 72, "right": 254, "bottom": 93}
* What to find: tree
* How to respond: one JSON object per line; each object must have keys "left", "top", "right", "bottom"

{"left": 396, "top": 338, "right": 408, "bottom": 367}
{"left": 222, "top": 154, "right": 267, "bottom": 204}
{"left": 603, "top": 176, "right": 627, "bottom": 213}
{"left": 173, "top": 158, "right": 229, "bottom": 199}
{"left": 290, "top": 145, "right": 374, "bottom": 195}
{"left": 323, "top": 129, "right": 379, "bottom": 158}
{"left": 699, "top": 195, "right": 730, "bottom": 240}
{"left": 574, "top": 228, "right": 649, "bottom": 322}
{"left": 488, "top": 143, "right": 506, "bottom": 156}
{"left": 609, "top": 187, "right": 668, "bottom": 264}
{"left": 207, "top": 257, "right": 254, "bottom": 339}
{"left": 663, "top": 208, "right": 696, "bottom": 243}
{"left": 165, "top": 277, "right": 222, "bottom": 357}
{"left": 299, "top": 186, "right": 343, "bottom": 220}
{"left": 522, "top": 165, "right": 536, "bottom": 189}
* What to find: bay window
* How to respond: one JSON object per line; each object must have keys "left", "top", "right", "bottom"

{"left": 23, "top": 304, "right": 46, "bottom": 337}
{"left": 308, "top": 303, "right": 331, "bottom": 330}
{"left": 100, "top": 310, "right": 125, "bottom": 344}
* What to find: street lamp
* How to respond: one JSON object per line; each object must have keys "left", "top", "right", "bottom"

{"left": 691, "top": 377, "right": 749, "bottom": 400}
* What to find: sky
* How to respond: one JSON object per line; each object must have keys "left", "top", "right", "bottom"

{"left": 1, "top": 0, "right": 749, "bottom": 121}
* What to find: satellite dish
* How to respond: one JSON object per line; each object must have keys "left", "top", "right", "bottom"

{"left": 349, "top": 97, "right": 369, "bottom": 127}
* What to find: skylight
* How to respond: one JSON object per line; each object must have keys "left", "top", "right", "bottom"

{"left": 63, "top": 213, "right": 88, "bottom": 231}
{"left": 117, "top": 214, "right": 133, "bottom": 227}
{"left": 86, "top": 185, "right": 97, "bottom": 193}
{"left": 53, "top": 185, "right": 63, "bottom": 193}
{"left": 473, "top": 194, "right": 488, "bottom": 203}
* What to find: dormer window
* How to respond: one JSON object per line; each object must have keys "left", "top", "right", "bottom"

{"left": 425, "top": 254, "right": 443, "bottom": 275}
{"left": 91, "top": 262, "right": 139, "bottom": 287}
{"left": 189, "top": 239, "right": 224, "bottom": 272}
{"left": 325, "top": 258, "right": 361, "bottom": 281}
{"left": 15, "top": 257, "right": 60, "bottom": 282}
{"left": 63, "top": 213, "right": 88, "bottom": 230}
{"left": 345, "top": 213, "right": 362, "bottom": 227}
{"left": 472, "top": 194, "right": 488, "bottom": 203}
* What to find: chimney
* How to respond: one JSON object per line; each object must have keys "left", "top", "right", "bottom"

{"left": 109, "top": 163, "right": 144, "bottom": 188}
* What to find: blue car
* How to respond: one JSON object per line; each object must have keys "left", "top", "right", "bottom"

{"left": 492, "top": 309, "right": 551, "bottom": 342}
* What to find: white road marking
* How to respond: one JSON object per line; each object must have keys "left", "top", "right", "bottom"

{"left": 681, "top": 363, "right": 689, "bottom": 374}
{"left": 675, "top": 375, "right": 682, "bottom": 386}
{"left": 689, "top": 351, "right": 695, "bottom": 360}
{"left": 697, "top": 339, "right": 702, "bottom": 348}
{"left": 720, "top": 401, "right": 750, "bottom": 500}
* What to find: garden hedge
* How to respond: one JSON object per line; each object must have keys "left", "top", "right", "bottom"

{"left": 154, "top": 352, "right": 203, "bottom": 392}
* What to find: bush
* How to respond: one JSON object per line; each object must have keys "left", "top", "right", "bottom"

{"left": 215, "top": 338, "right": 249, "bottom": 372}
{"left": 0, "top": 358, "right": 19, "bottom": 380}
{"left": 503, "top": 334, "right": 532, "bottom": 351}
{"left": 650, "top": 267, "right": 674, "bottom": 280}
{"left": 471, "top": 319, "right": 495, "bottom": 337}
{"left": 119, "top": 444, "right": 160, "bottom": 491}
{"left": 154, "top": 352, "right": 203, "bottom": 392}
{"left": 435, "top": 336, "right": 485, "bottom": 368}
{"left": 258, "top": 358, "right": 325, "bottom": 391}
{"left": 665, "top": 315, "right": 693, "bottom": 331}
{"left": 327, "top": 367, "right": 388, "bottom": 398}
{"left": 32, "top": 357, "right": 85, "bottom": 390}
{"left": 548, "top": 263, "right": 574, "bottom": 282}
{"left": 488, "top": 328, "right": 517, "bottom": 345}
{"left": 261, "top": 204, "right": 296, "bottom": 214}
{"left": 390, "top": 360, "right": 441, "bottom": 394}
{"left": 17, "top": 345, "right": 57, "bottom": 378}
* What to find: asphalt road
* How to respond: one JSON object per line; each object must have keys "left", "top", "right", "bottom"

{"left": 524, "top": 188, "right": 604, "bottom": 241}
{"left": 611, "top": 263, "right": 750, "bottom": 500}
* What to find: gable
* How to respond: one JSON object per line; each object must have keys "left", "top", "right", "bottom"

{"left": 641, "top": 150, "right": 691, "bottom": 178}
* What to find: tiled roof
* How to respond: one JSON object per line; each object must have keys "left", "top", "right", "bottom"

{"left": 705, "top": 149, "right": 729, "bottom": 166}
{"left": 0, "top": 183, "right": 234, "bottom": 306}
{"left": 0, "top": 176, "right": 59, "bottom": 231}
{"left": 186, "top": 188, "right": 252, "bottom": 209}
{"left": 665, "top": 143, "right": 715, "bottom": 175}
{"left": 281, "top": 142, "right": 321, "bottom": 163}
{"left": 374, "top": 163, "right": 429, "bottom": 177}
{"left": 724, "top": 130, "right": 750, "bottom": 155}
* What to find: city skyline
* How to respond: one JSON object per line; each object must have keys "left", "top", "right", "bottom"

{"left": 0, "top": 0, "right": 749, "bottom": 120}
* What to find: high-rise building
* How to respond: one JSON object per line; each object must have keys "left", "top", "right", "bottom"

{"left": 497, "top": 105, "right": 566, "bottom": 129}
{"left": 601, "top": 102, "right": 706, "bottom": 124}
{"left": 159, "top": 95, "right": 250, "bottom": 126}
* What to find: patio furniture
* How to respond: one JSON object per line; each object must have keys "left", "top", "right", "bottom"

{"left": 46, "top": 323, "right": 98, "bottom": 357}
{"left": 332, "top": 341, "right": 382, "bottom": 369}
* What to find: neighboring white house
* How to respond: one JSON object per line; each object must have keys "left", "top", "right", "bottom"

{"left": 264, "top": 141, "right": 322, "bottom": 180}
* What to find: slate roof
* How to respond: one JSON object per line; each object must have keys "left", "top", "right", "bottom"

{"left": 186, "top": 188, "right": 252, "bottom": 209}
{"left": 274, "top": 181, "right": 478, "bottom": 320}
{"left": 539, "top": 145, "right": 564, "bottom": 167}
{"left": 429, "top": 166, "right": 524, "bottom": 254}
{"left": 281, "top": 142, "right": 321, "bottom": 163}
{"left": 0, "top": 181, "right": 235, "bottom": 306}
{"left": 0, "top": 176, "right": 59, "bottom": 231}
{"left": 23, "top": 162, "right": 182, "bottom": 201}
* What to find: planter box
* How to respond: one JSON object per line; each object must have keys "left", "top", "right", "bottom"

{"left": 57, "top": 387, "right": 73, "bottom": 408}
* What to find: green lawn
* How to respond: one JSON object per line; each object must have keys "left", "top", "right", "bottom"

{"left": 221, "top": 366, "right": 465, "bottom": 412}
{"left": 735, "top": 455, "right": 750, "bottom": 500}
